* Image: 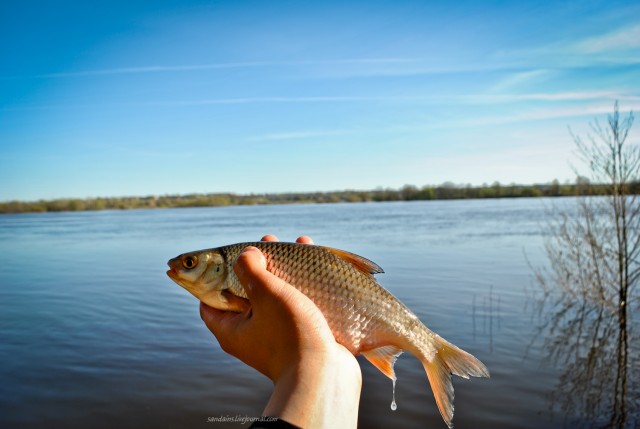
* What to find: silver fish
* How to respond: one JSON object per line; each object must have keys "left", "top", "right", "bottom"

{"left": 167, "top": 241, "right": 489, "bottom": 427}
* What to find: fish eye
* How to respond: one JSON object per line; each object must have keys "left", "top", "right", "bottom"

{"left": 182, "top": 255, "right": 198, "bottom": 269}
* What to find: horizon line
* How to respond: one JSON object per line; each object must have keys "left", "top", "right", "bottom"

{"left": 0, "top": 179, "right": 599, "bottom": 204}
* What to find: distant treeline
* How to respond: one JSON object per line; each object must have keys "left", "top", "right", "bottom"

{"left": 0, "top": 179, "right": 636, "bottom": 214}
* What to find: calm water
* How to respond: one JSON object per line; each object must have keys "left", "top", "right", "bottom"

{"left": 0, "top": 199, "right": 636, "bottom": 428}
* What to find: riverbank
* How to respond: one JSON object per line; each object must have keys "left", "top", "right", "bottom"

{"left": 0, "top": 181, "right": 616, "bottom": 214}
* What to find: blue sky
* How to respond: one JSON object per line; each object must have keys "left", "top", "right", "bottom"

{"left": 1, "top": 0, "right": 639, "bottom": 201}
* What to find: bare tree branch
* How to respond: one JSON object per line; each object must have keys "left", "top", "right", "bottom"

{"left": 532, "top": 102, "right": 639, "bottom": 428}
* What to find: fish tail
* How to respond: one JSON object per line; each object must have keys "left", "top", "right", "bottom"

{"left": 419, "top": 334, "right": 489, "bottom": 428}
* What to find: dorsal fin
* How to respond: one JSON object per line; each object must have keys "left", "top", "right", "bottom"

{"left": 320, "top": 246, "right": 384, "bottom": 275}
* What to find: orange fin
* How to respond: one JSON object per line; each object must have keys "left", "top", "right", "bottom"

{"left": 421, "top": 336, "right": 489, "bottom": 428}
{"left": 362, "top": 345, "right": 403, "bottom": 380}
{"left": 321, "top": 246, "right": 384, "bottom": 275}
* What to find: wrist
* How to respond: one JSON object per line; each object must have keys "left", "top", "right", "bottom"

{"left": 264, "top": 345, "right": 362, "bottom": 428}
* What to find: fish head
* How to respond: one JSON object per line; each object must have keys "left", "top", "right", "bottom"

{"left": 166, "top": 249, "right": 249, "bottom": 313}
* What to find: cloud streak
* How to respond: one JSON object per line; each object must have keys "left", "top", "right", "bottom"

{"left": 4, "top": 90, "right": 636, "bottom": 112}
{"left": 446, "top": 100, "right": 640, "bottom": 129}
{"left": 245, "top": 129, "right": 359, "bottom": 142}
{"left": 576, "top": 24, "right": 640, "bottom": 53}
{"left": 21, "top": 58, "right": 420, "bottom": 79}
{"left": 495, "top": 23, "right": 640, "bottom": 70}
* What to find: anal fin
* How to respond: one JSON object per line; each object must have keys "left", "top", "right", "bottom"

{"left": 362, "top": 345, "right": 404, "bottom": 380}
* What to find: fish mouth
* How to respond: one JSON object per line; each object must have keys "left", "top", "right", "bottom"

{"left": 166, "top": 267, "right": 179, "bottom": 281}
{"left": 166, "top": 268, "right": 192, "bottom": 292}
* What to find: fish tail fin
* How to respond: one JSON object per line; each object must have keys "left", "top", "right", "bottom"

{"left": 419, "top": 335, "right": 489, "bottom": 428}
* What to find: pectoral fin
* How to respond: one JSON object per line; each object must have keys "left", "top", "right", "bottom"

{"left": 201, "top": 289, "right": 250, "bottom": 313}
{"left": 362, "top": 345, "right": 404, "bottom": 380}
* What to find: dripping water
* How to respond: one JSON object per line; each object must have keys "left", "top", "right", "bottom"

{"left": 390, "top": 378, "right": 397, "bottom": 410}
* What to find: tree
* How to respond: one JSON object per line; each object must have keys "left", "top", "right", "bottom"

{"left": 575, "top": 175, "right": 591, "bottom": 195}
{"left": 548, "top": 179, "right": 561, "bottom": 196}
{"left": 534, "top": 102, "right": 639, "bottom": 428}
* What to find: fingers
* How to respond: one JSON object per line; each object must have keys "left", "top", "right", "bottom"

{"left": 201, "top": 301, "right": 243, "bottom": 328}
{"left": 260, "top": 234, "right": 314, "bottom": 244}
{"left": 200, "top": 302, "right": 245, "bottom": 354}
{"left": 296, "top": 236, "right": 314, "bottom": 245}
{"left": 200, "top": 301, "right": 225, "bottom": 326}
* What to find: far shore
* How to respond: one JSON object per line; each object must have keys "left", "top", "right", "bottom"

{"left": 0, "top": 180, "right": 627, "bottom": 215}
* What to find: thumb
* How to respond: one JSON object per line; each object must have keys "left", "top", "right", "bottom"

{"left": 233, "top": 246, "right": 277, "bottom": 300}
{"left": 233, "top": 246, "right": 299, "bottom": 305}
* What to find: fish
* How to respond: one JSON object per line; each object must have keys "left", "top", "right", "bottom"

{"left": 166, "top": 241, "right": 489, "bottom": 428}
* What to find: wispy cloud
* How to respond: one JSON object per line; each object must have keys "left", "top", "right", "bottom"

{"left": 4, "top": 91, "right": 636, "bottom": 112}
{"left": 0, "top": 95, "right": 411, "bottom": 111}
{"left": 4, "top": 58, "right": 542, "bottom": 81}
{"left": 493, "top": 23, "right": 640, "bottom": 70}
{"left": 245, "top": 129, "right": 358, "bottom": 142}
{"left": 576, "top": 24, "right": 640, "bottom": 53}
{"left": 20, "top": 58, "right": 419, "bottom": 79}
{"left": 244, "top": 97, "right": 640, "bottom": 144}
{"left": 489, "top": 69, "right": 553, "bottom": 92}
{"left": 42, "top": 62, "right": 272, "bottom": 77}
{"left": 131, "top": 91, "right": 640, "bottom": 107}
{"left": 462, "top": 91, "right": 639, "bottom": 103}
{"left": 447, "top": 100, "right": 640, "bottom": 129}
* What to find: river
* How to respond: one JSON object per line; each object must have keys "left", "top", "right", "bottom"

{"left": 0, "top": 199, "right": 636, "bottom": 428}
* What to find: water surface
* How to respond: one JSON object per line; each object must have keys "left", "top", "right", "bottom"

{"left": 0, "top": 199, "right": 635, "bottom": 428}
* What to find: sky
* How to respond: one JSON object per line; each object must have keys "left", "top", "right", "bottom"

{"left": 1, "top": 0, "right": 640, "bottom": 201}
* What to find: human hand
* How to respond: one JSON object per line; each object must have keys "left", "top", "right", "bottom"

{"left": 200, "top": 235, "right": 362, "bottom": 428}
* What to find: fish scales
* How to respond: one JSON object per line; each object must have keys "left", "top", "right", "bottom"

{"left": 167, "top": 241, "right": 489, "bottom": 428}
{"left": 219, "top": 242, "right": 412, "bottom": 352}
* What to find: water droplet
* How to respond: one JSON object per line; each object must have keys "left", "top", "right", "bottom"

{"left": 390, "top": 378, "right": 398, "bottom": 411}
